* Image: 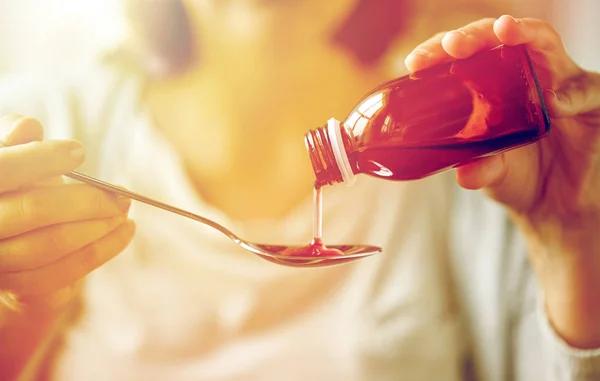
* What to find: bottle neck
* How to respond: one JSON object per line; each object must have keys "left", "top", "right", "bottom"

{"left": 304, "top": 118, "right": 356, "bottom": 188}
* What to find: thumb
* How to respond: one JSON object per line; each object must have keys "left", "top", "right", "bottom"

{"left": 0, "top": 114, "right": 64, "bottom": 188}
{"left": 0, "top": 114, "right": 44, "bottom": 146}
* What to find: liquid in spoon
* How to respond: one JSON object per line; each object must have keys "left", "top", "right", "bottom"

{"left": 254, "top": 185, "right": 380, "bottom": 267}
{"left": 287, "top": 185, "right": 343, "bottom": 257}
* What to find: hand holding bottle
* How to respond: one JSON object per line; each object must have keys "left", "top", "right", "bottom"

{"left": 406, "top": 15, "right": 600, "bottom": 348}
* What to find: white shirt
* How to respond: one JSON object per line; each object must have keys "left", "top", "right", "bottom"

{"left": 1, "top": 65, "right": 599, "bottom": 381}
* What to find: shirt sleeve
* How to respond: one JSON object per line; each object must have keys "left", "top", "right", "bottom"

{"left": 0, "top": 65, "right": 140, "bottom": 380}
{"left": 0, "top": 65, "right": 142, "bottom": 176}
{"left": 537, "top": 296, "right": 600, "bottom": 380}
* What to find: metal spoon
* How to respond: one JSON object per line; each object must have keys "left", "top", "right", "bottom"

{"left": 65, "top": 171, "right": 381, "bottom": 267}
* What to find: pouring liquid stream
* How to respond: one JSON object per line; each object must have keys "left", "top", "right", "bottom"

{"left": 258, "top": 185, "right": 345, "bottom": 259}
{"left": 295, "top": 185, "right": 344, "bottom": 256}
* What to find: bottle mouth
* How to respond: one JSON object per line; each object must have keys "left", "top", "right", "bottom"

{"left": 304, "top": 123, "right": 343, "bottom": 187}
{"left": 304, "top": 118, "right": 355, "bottom": 187}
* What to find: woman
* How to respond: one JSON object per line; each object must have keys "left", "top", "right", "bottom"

{"left": 0, "top": 1, "right": 599, "bottom": 380}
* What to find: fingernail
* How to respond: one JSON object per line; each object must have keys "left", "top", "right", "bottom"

{"left": 117, "top": 196, "right": 132, "bottom": 213}
{"left": 544, "top": 89, "right": 559, "bottom": 101}
{"left": 510, "top": 16, "right": 521, "bottom": 24}
{"left": 411, "top": 48, "right": 430, "bottom": 57}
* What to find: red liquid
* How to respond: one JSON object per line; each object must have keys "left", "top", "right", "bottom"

{"left": 345, "top": 45, "right": 550, "bottom": 180}
{"left": 277, "top": 238, "right": 345, "bottom": 258}
{"left": 255, "top": 241, "right": 369, "bottom": 267}
{"left": 306, "top": 45, "right": 551, "bottom": 186}
{"left": 352, "top": 130, "right": 541, "bottom": 180}
{"left": 253, "top": 186, "right": 376, "bottom": 268}
{"left": 280, "top": 186, "right": 343, "bottom": 257}
{"left": 251, "top": 185, "right": 380, "bottom": 267}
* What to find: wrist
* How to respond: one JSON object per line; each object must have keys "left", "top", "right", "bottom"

{"left": 0, "top": 292, "right": 72, "bottom": 381}
{"left": 543, "top": 274, "right": 600, "bottom": 349}
{"left": 1, "top": 286, "right": 79, "bottom": 327}
{"left": 524, "top": 221, "right": 600, "bottom": 348}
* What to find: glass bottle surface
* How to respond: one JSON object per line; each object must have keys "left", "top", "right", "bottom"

{"left": 305, "top": 44, "right": 551, "bottom": 187}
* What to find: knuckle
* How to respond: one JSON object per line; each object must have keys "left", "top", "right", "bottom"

{"left": 16, "top": 191, "right": 48, "bottom": 223}
{"left": 537, "top": 18, "right": 554, "bottom": 32}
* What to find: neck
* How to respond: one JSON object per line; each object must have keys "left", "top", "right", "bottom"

{"left": 140, "top": 2, "right": 390, "bottom": 220}
{"left": 142, "top": 71, "right": 318, "bottom": 220}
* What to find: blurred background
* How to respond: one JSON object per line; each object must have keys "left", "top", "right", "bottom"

{"left": 0, "top": 0, "right": 598, "bottom": 75}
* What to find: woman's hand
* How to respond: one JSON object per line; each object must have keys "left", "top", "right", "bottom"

{"left": 0, "top": 114, "right": 135, "bottom": 314}
{"left": 405, "top": 15, "right": 600, "bottom": 348}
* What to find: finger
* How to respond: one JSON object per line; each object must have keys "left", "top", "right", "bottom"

{"left": 440, "top": 18, "right": 500, "bottom": 59}
{"left": 546, "top": 72, "right": 600, "bottom": 118}
{"left": 32, "top": 177, "right": 65, "bottom": 187}
{"left": 493, "top": 15, "right": 580, "bottom": 81}
{"left": 0, "top": 219, "right": 135, "bottom": 295}
{"left": 494, "top": 16, "right": 565, "bottom": 58}
{"left": 16, "top": 173, "right": 66, "bottom": 190}
{"left": 0, "top": 216, "right": 127, "bottom": 272}
{"left": 0, "top": 183, "right": 132, "bottom": 239}
{"left": 0, "top": 140, "right": 85, "bottom": 193}
{"left": 0, "top": 114, "right": 44, "bottom": 146}
{"left": 455, "top": 145, "right": 543, "bottom": 213}
{"left": 0, "top": 115, "right": 65, "bottom": 189}
{"left": 455, "top": 155, "right": 506, "bottom": 190}
{"left": 404, "top": 31, "right": 452, "bottom": 73}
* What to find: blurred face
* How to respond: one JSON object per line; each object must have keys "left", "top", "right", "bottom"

{"left": 182, "top": 0, "right": 390, "bottom": 133}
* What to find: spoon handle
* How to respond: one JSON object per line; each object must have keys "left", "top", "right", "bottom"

{"left": 66, "top": 171, "right": 240, "bottom": 242}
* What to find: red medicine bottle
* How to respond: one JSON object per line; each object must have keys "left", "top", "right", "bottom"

{"left": 305, "top": 44, "right": 551, "bottom": 187}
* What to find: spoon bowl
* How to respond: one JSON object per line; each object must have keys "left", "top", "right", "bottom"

{"left": 241, "top": 242, "right": 381, "bottom": 267}
{"left": 66, "top": 171, "right": 381, "bottom": 268}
